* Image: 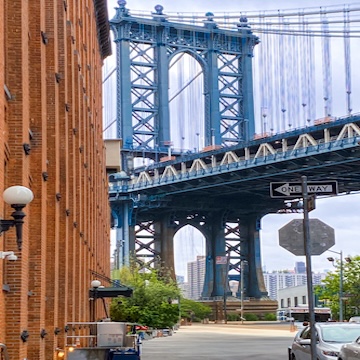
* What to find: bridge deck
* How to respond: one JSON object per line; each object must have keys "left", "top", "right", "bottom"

{"left": 109, "top": 115, "right": 360, "bottom": 220}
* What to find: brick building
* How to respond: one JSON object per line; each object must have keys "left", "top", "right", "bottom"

{"left": 0, "top": 0, "right": 111, "bottom": 359}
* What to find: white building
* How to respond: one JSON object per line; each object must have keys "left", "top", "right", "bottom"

{"left": 187, "top": 256, "right": 206, "bottom": 300}
{"left": 263, "top": 271, "right": 326, "bottom": 301}
{"left": 278, "top": 285, "right": 308, "bottom": 308}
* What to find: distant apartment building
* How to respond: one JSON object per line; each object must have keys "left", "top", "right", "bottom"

{"left": 178, "top": 282, "right": 190, "bottom": 299}
{"left": 187, "top": 256, "right": 206, "bottom": 300}
{"left": 295, "top": 261, "right": 306, "bottom": 274}
{"left": 183, "top": 260, "right": 326, "bottom": 301}
{"left": 176, "top": 275, "right": 190, "bottom": 298}
{"left": 263, "top": 270, "right": 326, "bottom": 300}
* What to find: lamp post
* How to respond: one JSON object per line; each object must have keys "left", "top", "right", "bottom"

{"left": 90, "top": 280, "right": 101, "bottom": 322}
{"left": 327, "top": 253, "right": 352, "bottom": 321}
{"left": 327, "top": 250, "right": 344, "bottom": 321}
{"left": 0, "top": 185, "right": 34, "bottom": 250}
{"left": 240, "top": 260, "right": 248, "bottom": 324}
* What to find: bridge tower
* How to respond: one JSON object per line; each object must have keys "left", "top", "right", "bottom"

{"left": 109, "top": 2, "right": 267, "bottom": 299}
{"left": 110, "top": 1, "right": 258, "bottom": 157}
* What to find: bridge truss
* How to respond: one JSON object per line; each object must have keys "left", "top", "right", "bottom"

{"left": 105, "top": 2, "right": 360, "bottom": 300}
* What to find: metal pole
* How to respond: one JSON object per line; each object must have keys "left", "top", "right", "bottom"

{"left": 328, "top": 249, "right": 344, "bottom": 321}
{"left": 93, "top": 289, "right": 98, "bottom": 323}
{"left": 224, "top": 255, "right": 230, "bottom": 324}
{"left": 224, "top": 289, "right": 227, "bottom": 324}
{"left": 240, "top": 260, "right": 245, "bottom": 324}
{"left": 340, "top": 251, "right": 344, "bottom": 321}
{"left": 301, "top": 175, "right": 317, "bottom": 360}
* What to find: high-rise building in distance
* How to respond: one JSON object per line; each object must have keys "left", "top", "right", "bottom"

{"left": 187, "top": 256, "right": 206, "bottom": 300}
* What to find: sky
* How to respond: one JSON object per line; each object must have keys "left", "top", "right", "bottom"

{"left": 107, "top": 0, "right": 360, "bottom": 277}
{"left": 109, "top": 0, "right": 357, "bottom": 13}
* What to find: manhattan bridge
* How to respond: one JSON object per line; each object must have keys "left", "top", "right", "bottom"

{"left": 103, "top": 1, "right": 360, "bottom": 299}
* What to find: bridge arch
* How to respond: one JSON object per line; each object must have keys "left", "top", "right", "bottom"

{"left": 174, "top": 225, "right": 206, "bottom": 299}
{"left": 169, "top": 48, "right": 207, "bottom": 69}
{"left": 169, "top": 51, "right": 205, "bottom": 153}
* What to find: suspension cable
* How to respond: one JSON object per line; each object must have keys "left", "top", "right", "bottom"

{"left": 321, "top": 10, "right": 332, "bottom": 117}
{"left": 343, "top": 6, "right": 352, "bottom": 114}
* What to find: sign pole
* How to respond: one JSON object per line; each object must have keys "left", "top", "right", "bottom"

{"left": 240, "top": 260, "right": 247, "bottom": 325}
{"left": 302, "top": 175, "right": 317, "bottom": 360}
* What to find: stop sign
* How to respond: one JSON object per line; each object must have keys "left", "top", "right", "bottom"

{"left": 279, "top": 218, "right": 335, "bottom": 256}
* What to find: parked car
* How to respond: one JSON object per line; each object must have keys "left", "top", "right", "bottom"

{"left": 349, "top": 317, "right": 360, "bottom": 323}
{"left": 338, "top": 336, "right": 360, "bottom": 359}
{"left": 289, "top": 322, "right": 360, "bottom": 360}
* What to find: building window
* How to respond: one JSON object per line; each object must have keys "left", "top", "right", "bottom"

{"left": 294, "top": 297, "right": 298, "bottom": 307}
{"left": 302, "top": 296, "right": 306, "bottom": 304}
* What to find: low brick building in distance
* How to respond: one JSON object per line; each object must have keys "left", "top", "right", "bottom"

{"left": 0, "top": 0, "right": 111, "bottom": 358}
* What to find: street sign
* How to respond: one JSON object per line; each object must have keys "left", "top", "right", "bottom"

{"left": 270, "top": 181, "right": 338, "bottom": 198}
{"left": 216, "top": 256, "right": 228, "bottom": 265}
{"left": 307, "top": 194, "right": 316, "bottom": 212}
{"left": 279, "top": 218, "right": 335, "bottom": 256}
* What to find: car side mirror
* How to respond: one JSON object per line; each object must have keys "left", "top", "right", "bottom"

{"left": 298, "top": 339, "right": 311, "bottom": 346}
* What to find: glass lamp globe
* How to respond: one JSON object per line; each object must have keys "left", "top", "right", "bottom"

{"left": 91, "top": 280, "right": 101, "bottom": 288}
{"left": 154, "top": 4, "right": 163, "bottom": 14}
{"left": 3, "top": 186, "right": 34, "bottom": 205}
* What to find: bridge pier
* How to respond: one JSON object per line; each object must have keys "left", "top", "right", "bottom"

{"left": 202, "top": 212, "right": 228, "bottom": 298}
{"left": 154, "top": 217, "right": 176, "bottom": 280}
{"left": 201, "top": 213, "right": 267, "bottom": 300}
{"left": 239, "top": 215, "right": 268, "bottom": 299}
{"left": 112, "top": 203, "right": 134, "bottom": 268}
{"left": 113, "top": 204, "right": 268, "bottom": 300}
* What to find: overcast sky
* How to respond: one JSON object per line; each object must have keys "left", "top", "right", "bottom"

{"left": 108, "top": 0, "right": 360, "bottom": 276}
{"left": 110, "top": 0, "right": 356, "bottom": 13}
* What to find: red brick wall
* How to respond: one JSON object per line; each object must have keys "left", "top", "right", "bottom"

{"left": 0, "top": 0, "right": 110, "bottom": 359}
{"left": 0, "top": 0, "right": 5, "bottom": 346}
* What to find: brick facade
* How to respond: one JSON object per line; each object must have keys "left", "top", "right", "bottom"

{"left": 1, "top": 0, "right": 111, "bottom": 359}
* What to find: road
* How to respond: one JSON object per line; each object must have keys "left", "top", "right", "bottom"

{"left": 141, "top": 322, "right": 296, "bottom": 360}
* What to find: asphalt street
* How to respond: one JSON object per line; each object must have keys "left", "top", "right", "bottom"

{"left": 141, "top": 322, "right": 295, "bottom": 360}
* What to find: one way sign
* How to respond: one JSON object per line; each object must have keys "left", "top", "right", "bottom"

{"left": 270, "top": 181, "right": 338, "bottom": 198}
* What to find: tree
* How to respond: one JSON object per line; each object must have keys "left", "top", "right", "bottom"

{"left": 110, "top": 263, "right": 181, "bottom": 329}
{"left": 179, "top": 298, "right": 212, "bottom": 322}
{"left": 315, "top": 255, "right": 360, "bottom": 320}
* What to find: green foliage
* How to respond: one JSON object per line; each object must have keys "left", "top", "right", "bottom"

{"left": 110, "top": 263, "right": 181, "bottom": 329}
{"left": 226, "top": 313, "right": 240, "bottom": 321}
{"left": 244, "top": 313, "right": 259, "bottom": 321}
{"left": 264, "top": 313, "right": 277, "bottom": 321}
{"left": 179, "top": 298, "right": 212, "bottom": 320}
{"left": 315, "top": 255, "right": 360, "bottom": 320}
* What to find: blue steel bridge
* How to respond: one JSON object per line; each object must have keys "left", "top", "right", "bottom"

{"left": 104, "top": 2, "right": 360, "bottom": 299}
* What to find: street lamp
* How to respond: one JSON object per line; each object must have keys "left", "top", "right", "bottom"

{"left": 327, "top": 250, "right": 351, "bottom": 322}
{"left": 0, "top": 251, "right": 18, "bottom": 261}
{"left": 90, "top": 280, "right": 101, "bottom": 322}
{"left": 0, "top": 185, "right": 34, "bottom": 250}
{"left": 240, "top": 260, "right": 248, "bottom": 324}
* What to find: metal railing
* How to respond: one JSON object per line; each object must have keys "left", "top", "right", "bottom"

{"left": 65, "top": 321, "right": 138, "bottom": 349}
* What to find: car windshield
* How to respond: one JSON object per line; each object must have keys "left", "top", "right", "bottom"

{"left": 321, "top": 325, "right": 360, "bottom": 343}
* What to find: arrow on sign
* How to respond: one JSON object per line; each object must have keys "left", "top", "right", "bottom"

{"left": 274, "top": 183, "right": 301, "bottom": 196}
{"left": 270, "top": 181, "right": 338, "bottom": 198}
